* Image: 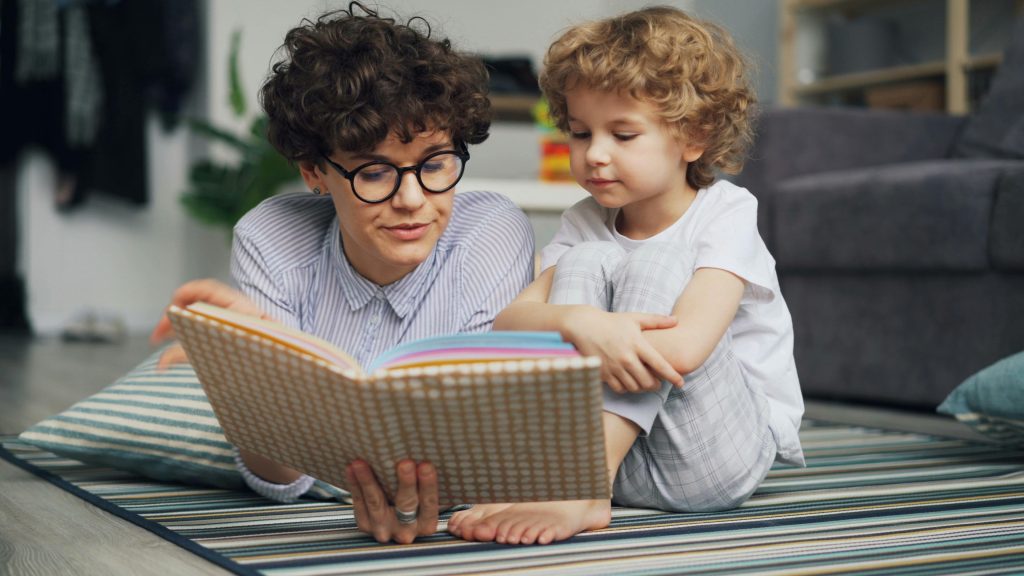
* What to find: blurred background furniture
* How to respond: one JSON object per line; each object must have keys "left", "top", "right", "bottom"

{"left": 778, "top": 0, "right": 1022, "bottom": 114}
{"left": 736, "top": 15, "right": 1024, "bottom": 409}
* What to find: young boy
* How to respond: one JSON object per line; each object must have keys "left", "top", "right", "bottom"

{"left": 448, "top": 7, "right": 805, "bottom": 545}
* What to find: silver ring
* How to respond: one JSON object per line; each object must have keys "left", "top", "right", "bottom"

{"left": 395, "top": 507, "right": 419, "bottom": 525}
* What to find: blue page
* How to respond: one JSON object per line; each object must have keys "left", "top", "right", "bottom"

{"left": 367, "top": 331, "right": 574, "bottom": 372}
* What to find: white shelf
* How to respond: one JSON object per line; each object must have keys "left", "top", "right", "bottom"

{"left": 460, "top": 178, "right": 588, "bottom": 212}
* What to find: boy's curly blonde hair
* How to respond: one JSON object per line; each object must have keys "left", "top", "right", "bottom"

{"left": 539, "top": 6, "right": 755, "bottom": 190}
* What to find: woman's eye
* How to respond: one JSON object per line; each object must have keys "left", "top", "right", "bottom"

{"left": 358, "top": 166, "right": 391, "bottom": 182}
{"left": 421, "top": 161, "right": 445, "bottom": 173}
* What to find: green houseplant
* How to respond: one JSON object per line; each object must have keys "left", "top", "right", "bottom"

{"left": 181, "top": 31, "right": 296, "bottom": 232}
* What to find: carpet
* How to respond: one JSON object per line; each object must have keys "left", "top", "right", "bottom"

{"left": 3, "top": 420, "right": 1024, "bottom": 575}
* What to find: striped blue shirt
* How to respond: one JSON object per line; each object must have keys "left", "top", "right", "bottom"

{"left": 230, "top": 190, "right": 535, "bottom": 369}
{"left": 229, "top": 190, "right": 534, "bottom": 499}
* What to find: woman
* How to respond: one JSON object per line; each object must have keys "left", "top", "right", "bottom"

{"left": 151, "top": 3, "right": 535, "bottom": 544}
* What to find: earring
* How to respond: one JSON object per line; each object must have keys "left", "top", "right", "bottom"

{"left": 313, "top": 187, "right": 322, "bottom": 195}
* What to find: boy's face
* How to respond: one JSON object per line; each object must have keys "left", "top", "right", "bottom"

{"left": 565, "top": 88, "right": 703, "bottom": 212}
{"left": 299, "top": 131, "right": 456, "bottom": 286}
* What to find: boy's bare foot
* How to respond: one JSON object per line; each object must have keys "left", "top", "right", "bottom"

{"left": 448, "top": 499, "right": 611, "bottom": 545}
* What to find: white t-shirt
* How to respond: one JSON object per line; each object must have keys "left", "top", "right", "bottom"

{"left": 540, "top": 180, "right": 805, "bottom": 466}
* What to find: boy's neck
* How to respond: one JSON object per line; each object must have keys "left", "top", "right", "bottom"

{"left": 615, "top": 185, "right": 698, "bottom": 240}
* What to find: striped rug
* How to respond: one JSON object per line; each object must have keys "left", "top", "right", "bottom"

{"left": 4, "top": 420, "right": 1024, "bottom": 575}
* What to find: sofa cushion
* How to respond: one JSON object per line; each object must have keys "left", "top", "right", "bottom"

{"left": 991, "top": 169, "right": 1024, "bottom": 271}
{"left": 954, "top": 16, "right": 1024, "bottom": 159}
{"left": 774, "top": 159, "right": 1022, "bottom": 271}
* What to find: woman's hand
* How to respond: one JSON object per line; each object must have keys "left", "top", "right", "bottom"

{"left": 346, "top": 460, "right": 439, "bottom": 544}
{"left": 563, "top": 306, "right": 683, "bottom": 394}
{"left": 149, "top": 279, "right": 265, "bottom": 369}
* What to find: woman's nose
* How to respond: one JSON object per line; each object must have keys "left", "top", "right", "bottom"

{"left": 390, "top": 170, "right": 426, "bottom": 210}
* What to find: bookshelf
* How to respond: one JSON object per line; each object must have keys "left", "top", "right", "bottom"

{"left": 779, "top": 0, "right": 1022, "bottom": 113}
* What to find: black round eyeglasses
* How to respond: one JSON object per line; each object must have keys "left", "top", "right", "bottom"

{"left": 320, "top": 144, "right": 470, "bottom": 204}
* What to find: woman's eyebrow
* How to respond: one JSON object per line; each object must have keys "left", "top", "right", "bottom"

{"left": 350, "top": 143, "right": 453, "bottom": 163}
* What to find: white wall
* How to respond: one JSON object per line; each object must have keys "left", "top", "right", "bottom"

{"left": 690, "top": 0, "right": 778, "bottom": 105}
{"left": 203, "top": 0, "right": 666, "bottom": 177}
{"left": 22, "top": 0, "right": 722, "bottom": 335}
{"left": 18, "top": 115, "right": 232, "bottom": 336}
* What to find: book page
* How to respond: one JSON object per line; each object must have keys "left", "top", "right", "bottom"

{"left": 367, "top": 331, "right": 579, "bottom": 372}
{"left": 184, "top": 302, "right": 362, "bottom": 372}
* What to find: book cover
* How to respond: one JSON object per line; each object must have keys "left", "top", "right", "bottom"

{"left": 168, "top": 304, "right": 609, "bottom": 506}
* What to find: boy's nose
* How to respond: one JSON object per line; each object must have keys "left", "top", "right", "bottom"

{"left": 585, "top": 142, "right": 610, "bottom": 166}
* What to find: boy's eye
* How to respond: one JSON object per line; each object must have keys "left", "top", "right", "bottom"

{"left": 569, "top": 131, "right": 591, "bottom": 140}
{"left": 614, "top": 133, "right": 638, "bottom": 142}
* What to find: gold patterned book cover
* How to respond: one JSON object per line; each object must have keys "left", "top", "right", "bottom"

{"left": 168, "top": 303, "right": 608, "bottom": 506}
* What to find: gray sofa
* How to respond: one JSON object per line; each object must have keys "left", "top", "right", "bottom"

{"left": 735, "top": 19, "right": 1024, "bottom": 409}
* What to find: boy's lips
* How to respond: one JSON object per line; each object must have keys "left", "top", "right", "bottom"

{"left": 587, "top": 177, "right": 618, "bottom": 187}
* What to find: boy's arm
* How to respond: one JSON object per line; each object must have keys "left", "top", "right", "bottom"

{"left": 643, "top": 267, "right": 745, "bottom": 375}
{"left": 495, "top": 267, "right": 681, "bottom": 393}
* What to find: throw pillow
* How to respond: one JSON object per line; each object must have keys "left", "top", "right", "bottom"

{"left": 954, "top": 16, "right": 1024, "bottom": 159}
{"left": 19, "top": 350, "right": 347, "bottom": 500}
{"left": 937, "top": 350, "right": 1024, "bottom": 447}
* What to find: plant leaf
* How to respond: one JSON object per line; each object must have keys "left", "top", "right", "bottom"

{"left": 187, "top": 118, "right": 251, "bottom": 152}
{"left": 228, "top": 30, "right": 246, "bottom": 117}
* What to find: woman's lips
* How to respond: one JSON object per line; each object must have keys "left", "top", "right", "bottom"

{"left": 385, "top": 223, "right": 430, "bottom": 241}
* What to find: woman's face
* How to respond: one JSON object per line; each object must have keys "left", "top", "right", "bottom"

{"left": 301, "top": 131, "right": 456, "bottom": 285}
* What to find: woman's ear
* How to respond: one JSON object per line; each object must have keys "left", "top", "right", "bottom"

{"left": 298, "top": 160, "right": 326, "bottom": 192}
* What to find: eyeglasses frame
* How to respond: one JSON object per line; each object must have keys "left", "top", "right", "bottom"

{"left": 319, "top": 143, "right": 470, "bottom": 204}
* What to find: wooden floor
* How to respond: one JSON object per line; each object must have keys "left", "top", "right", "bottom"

{"left": 0, "top": 333, "right": 986, "bottom": 575}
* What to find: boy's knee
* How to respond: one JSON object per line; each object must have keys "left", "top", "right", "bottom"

{"left": 555, "top": 242, "right": 626, "bottom": 283}
{"left": 617, "top": 241, "right": 692, "bottom": 280}
{"left": 558, "top": 241, "right": 624, "bottom": 267}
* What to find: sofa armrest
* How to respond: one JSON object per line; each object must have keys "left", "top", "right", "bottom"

{"left": 734, "top": 106, "right": 966, "bottom": 250}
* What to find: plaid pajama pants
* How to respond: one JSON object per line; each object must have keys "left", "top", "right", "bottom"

{"left": 549, "top": 241, "right": 777, "bottom": 512}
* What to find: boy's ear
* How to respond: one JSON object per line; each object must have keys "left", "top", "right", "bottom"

{"left": 682, "top": 143, "right": 705, "bottom": 163}
{"left": 298, "top": 160, "right": 326, "bottom": 192}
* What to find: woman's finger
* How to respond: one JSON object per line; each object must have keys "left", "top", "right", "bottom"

{"left": 156, "top": 344, "right": 189, "bottom": 371}
{"left": 416, "top": 463, "right": 439, "bottom": 536}
{"left": 345, "top": 464, "right": 371, "bottom": 534}
{"left": 391, "top": 460, "right": 420, "bottom": 543}
{"left": 352, "top": 461, "right": 392, "bottom": 542}
{"left": 150, "top": 315, "right": 174, "bottom": 345}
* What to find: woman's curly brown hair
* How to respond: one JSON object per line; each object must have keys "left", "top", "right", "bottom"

{"left": 540, "top": 6, "right": 756, "bottom": 190}
{"left": 260, "top": 2, "right": 491, "bottom": 164}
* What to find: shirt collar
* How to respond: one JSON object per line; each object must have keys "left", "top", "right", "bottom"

{"left": 328, "top": 218, "right": 441, "bottom": 319}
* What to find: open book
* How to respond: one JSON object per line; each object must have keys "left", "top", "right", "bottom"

{"left": 168, "top": 303, "right": 608, "bottom": 506}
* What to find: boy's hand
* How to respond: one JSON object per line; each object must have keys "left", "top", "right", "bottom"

{"left": 149, "top": 279, "right": 264, "bottom": 370}
{"left": 564, "top": 306, "right": 683, "bottom": 393}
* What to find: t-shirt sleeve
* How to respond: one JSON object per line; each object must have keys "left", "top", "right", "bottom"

{"left": 539, "top": 201, "right": 599, "bottom": 271}
{"left": 693, "top": 190, "right": 778, "bottom": 301}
